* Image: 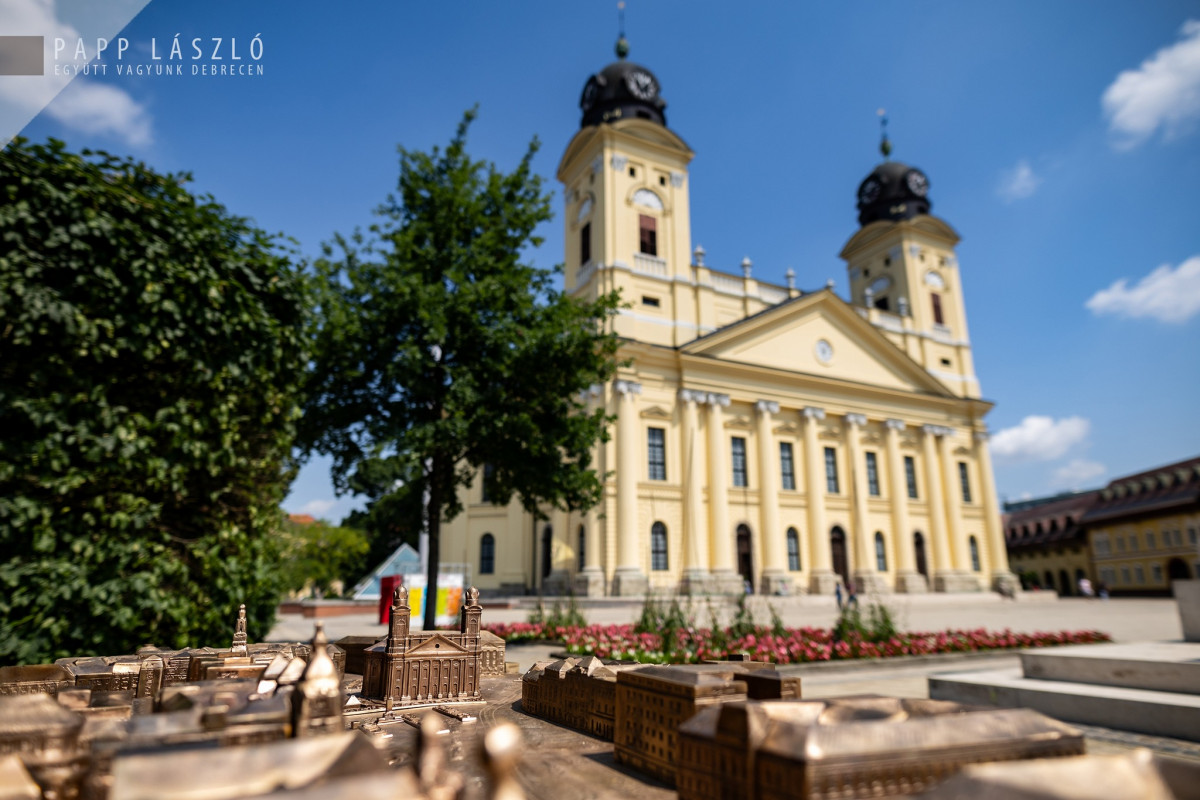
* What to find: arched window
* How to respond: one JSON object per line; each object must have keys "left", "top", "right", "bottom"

{"left": 577, "top": 525, "right": 586, "bottom": 572}
{"left": 875, "top": 532, "right": 887, "bottom": 571}
{"left": 786, "top": 527, "right": 801, "bottom": 571}
{"left": 968, "top": 535, "right": 981, "bottom": 571}
{"left": 541, "top": 526, "right": 552, "bottom": 579}
{"left": 651, "top": 522, "right": 668, "bottom": 571}
{"left": 480, "top": 533, "right": 495, "bottom": 575}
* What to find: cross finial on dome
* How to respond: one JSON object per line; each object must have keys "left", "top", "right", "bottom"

{"left": 877, "top": 108, "right": 892, "bottom": 160}
{"left": 615, "top": 2, "right": 629, "bottom": 59}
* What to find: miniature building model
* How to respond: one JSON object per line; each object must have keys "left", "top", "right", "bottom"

{"left": 440, "top": 37, "right": 1016, "bottom": 599}
{"left": 361, "top": 585, "right": 484, "bottom": 707}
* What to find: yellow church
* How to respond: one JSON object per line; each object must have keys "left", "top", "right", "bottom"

{"left": 440, "top": 40, "right": 1015, "bottom": 597}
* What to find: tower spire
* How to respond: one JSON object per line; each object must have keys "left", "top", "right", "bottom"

{"left": 877, "top": 108, "right": 891, "bottom": 160}
{"left": 615, "top": 2, "right": 629, "bottom": 59}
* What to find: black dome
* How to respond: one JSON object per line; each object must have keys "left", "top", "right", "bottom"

{"left": 855, "top": 160, "right": 932, "bottom": 226}
{"left": 579, "top": 57, "right": 667, "bottom": 128}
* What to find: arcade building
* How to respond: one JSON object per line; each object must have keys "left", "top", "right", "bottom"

{"left": 439, "top": 37, "right": 1015, "bottom": 597}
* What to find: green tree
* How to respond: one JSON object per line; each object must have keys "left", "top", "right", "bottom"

{"left": 0, "top": 138, "right": 307, "bottom": 665}
{"left": 301, "top": 111, "right": 621, "bottom": 629}
{"left": 279, "top": 518, "right": 370, "bottom": 598}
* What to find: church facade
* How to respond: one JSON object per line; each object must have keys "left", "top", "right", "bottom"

{"left": 439, "top": 41, "right": 1014, "bottom": 597}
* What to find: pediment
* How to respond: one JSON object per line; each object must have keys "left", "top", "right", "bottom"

{"left": 640, "top": 405, "right": 673, "bottom": 420}
{"left": 406, "top": 633, "right": 469, "bottom": 657}
{"left": 682, "top": 292, "right": 952, "bottom": 397}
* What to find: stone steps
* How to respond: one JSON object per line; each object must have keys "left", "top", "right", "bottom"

{"left": 1020, "top": 642, "right": 1200, "bottom": 695}
{"left": 929, "top": 658, "right": 1200, "bottom": 742}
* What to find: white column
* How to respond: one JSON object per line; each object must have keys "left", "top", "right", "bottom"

{"left": 803, "top": 406, "right": 838, "bottom": 594}
{"left": 574, "top": 385, "right": 607, "bottom": 597}
{"left": 611, "top": 380, "right": 648, "bottom": 596}
{"left": 975, "top": 429, "right": 1017, "bottom": 592}
{"left": 921, "top": 425, "right": 951, "bottom": 585}
{"left": 938, "top": 429, "right": 976, "bottom": 590}
{"left": 678, "top": 389, "right": 710, "bottom": 593}
{"left": 756, "top": 400, "right": 791, "bottom": 595}
{"left": 706, "top": 393, "right": 740, "bottom": 593}
{"left": 846, "top": 414, "right": 887, "bottom": 594}
{"left": 885, "top": 419, "right": 925, "bottom": 593}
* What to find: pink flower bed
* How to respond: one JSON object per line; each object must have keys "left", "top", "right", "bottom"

{"left": 484, "top": 622, "right": 1112, "bottom": 664}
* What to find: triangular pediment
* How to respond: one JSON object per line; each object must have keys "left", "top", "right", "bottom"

{"left": 406, "top": 633, "right": 469, "bottom": 657}
{"left": 682, "top": 292, "right": 952, "bottom": 397}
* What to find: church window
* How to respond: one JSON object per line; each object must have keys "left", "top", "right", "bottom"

{"left": 648, "top": 428, "right": 666, "bottom": 480}
{"left": 639, "top": 214, "right": 658, "bottom": 256}
{"left": 780, "top": 442, "right": 796, "bottom": 490}
{"left": 904, "top": 456, "right": 918, "bottom": 498}
{"left": 958, "top": 462, "right": 972, "bottom": 503}
{"left": 480, "top": 534, "right": 495, "bottom": 574}
{"left": 731, "top": 437, "right": 748, "bottom": 487}
{"left": 931, "top": 292, "right": 945, "bottom": 325}
{"left": 580, "top": 222, "right": 591, "bottom": 265}
{"left": 659, "top": 175, "right": 666, "bottom": 186}
{"left": 969, "top": 536, "right": 981, "bottom": 571}
{"left": 651, "top": 522, "right": 668, "bottom": 571}
{"left": 629, "top": 166, "right": 636, "bottom": 177}
{"left": 940, "top": 358, "right": 952, "bottom": 366}
{"left": 824, "top": 447, "right": 840, "bottom": 493}
{"left": 873, "top": 296, "right": 889, "bottom": 311}
{"left": 866, "top": 452, "right": 880, "bottom": 496}
{"left": 1147, "top": 531, "right": 1156, "bottom": 549}
{"left": 787, "top": 528, "right": 801, "bottom": 571}
{"left": 642, "top": 295, "right": 660, "bottom": 307}
{"left": 875, "top": 532, "right": 887, "bottom": 571}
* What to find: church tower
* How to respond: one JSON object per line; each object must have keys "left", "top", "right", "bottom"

{"left": 291, "top": 623, "right": 343, "bottom": 737}
{"left": 840, "top": 125, "right": 980, "bottom": 399}
{"left": 557, "top": 35, "right": 697, "bottom": 347}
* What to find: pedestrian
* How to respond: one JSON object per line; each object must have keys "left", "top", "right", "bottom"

{"left": 1097, "top": 580, "right": 1109, "bottom": 600}
{"left": 835, "top": 582, "right": 844, "bottom": 610}
{"left": 1078, "top": 576, "right": 1094, "bottom": 598}
{"left": 847, "top": 580, "right": 859, "bottom": 608}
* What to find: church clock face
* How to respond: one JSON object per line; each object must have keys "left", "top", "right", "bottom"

{"left": 906, "top": 170, "right": 929, "bottom": 197}
{"left": 859, "top": 178, "right": 881, "bottom": 204}
{"left": 815, "top": 339, "right": 834, "bottom": 364}
{"left": 626, "top": 70, "right": 657, "bottom": 100}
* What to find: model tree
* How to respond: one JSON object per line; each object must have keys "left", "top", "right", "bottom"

{"left": 301, "top": 111, "right": 621, "bottom": 629}
{"left": 0, "top": 138, "right": 307, "bottom": 664}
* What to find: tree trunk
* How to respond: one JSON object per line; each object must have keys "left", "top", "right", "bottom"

{"left": 423, "top": 460, "right": 443, "bottom": 631}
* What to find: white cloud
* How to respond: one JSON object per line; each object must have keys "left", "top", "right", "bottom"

{"left": 1102, "top": 19, "right": 1200, "bottom": 149}
{"left": 0, "top": 0, "right": 152, "bottom": 147}
{"left": 297, "top": 499, "right": 336, "bottom": 518}
{"left": 1085, "top": 256, "right": 1200, "bottom": 323}
{"left": 997, "top": 159, "right": 1041, "bottom": 202}
{"left": 991, "top": 416, "right": 1090, "bottom": 462}
{"left": 1051, "top": 459, "right": 1107, "bottom": 489}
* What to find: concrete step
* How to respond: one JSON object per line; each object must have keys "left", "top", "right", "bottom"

{"left": 1020, "top": 642, "right": 1200, "bottom": 695}
{"left": 928, "top": 666, "right": 1200, "bottom": 742}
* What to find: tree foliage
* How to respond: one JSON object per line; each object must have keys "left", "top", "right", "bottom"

{"left": 0, "top": 139, "right": 307, "bottom": 665}
{"left": 301, "top": 111, "right": 621, "bottom": 628}
{"left": 278, "top": 518, "right": 370, "bottom": 598}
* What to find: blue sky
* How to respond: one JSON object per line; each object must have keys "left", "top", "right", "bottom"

{"left": 6, "top": 1, "right": 1199, "bottom": 522}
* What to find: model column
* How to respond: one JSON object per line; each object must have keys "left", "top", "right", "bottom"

{"left": 845, "top": 414, "right": 884, "bottom": 594}
{"left": 706, "top": 393, "right": 740, "bottom": 593}
{"left": 612, "top": 380, "right": 648, "bottom": 596}
{"left": 975, "top": 429, "right": 1017, "bottom": 593}
{"left": 938, "top": 428, "right": 977, "bottom": 591}
{"left": 921, "top": 425, "right": 953, "bottom": 592}
{"left": 679, "top": 389, "right": 711, "bottom": 594}
{"left": 755, "top": 400, "right": 791, "bottom": 595}
{"left": 885, "top": 419, "right": 925, "bottom": 592}
{"left": 803, "top": 406, "right": 838, "bottom": 594}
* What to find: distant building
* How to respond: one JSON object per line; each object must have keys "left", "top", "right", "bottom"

{"left": 1002, "top": 490, "right": 1099, "bottom": 594}
{"left": 1083, "top": 456, "right": 1200, "bottom": 596}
